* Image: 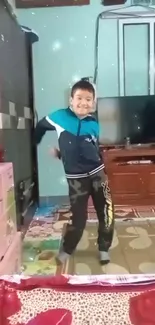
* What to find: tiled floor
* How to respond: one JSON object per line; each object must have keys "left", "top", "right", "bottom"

{"left": 22, "top": 216, "right": 155, "bottom": 275}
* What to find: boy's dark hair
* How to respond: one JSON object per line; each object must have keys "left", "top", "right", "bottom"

{"left": 71, "top": 80, "right": 95, "bottom": 98}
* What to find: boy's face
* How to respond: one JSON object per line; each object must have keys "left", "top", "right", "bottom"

{"left": 70, "top": 88, "right": 95, "bottom": 118}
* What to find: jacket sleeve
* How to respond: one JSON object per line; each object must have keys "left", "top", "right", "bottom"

{"left": 34, "top": 116, "right": 56, "bottom": 145}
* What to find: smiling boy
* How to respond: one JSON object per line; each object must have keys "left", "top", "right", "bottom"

{"left": 34, "top": 80, "right": 114, "bottom": 265}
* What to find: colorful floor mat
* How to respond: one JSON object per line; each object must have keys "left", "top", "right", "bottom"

{"left": 2, "top": 275, "right": 155, "bottom": 325}
{"left": 22, "top": 218, "right": 67, "bottom": 276}
{"left": 22, "top": 218, "right": 155, "bottom": 276}
{"left": 32, "top": 204, "right": 155, "bottom": 222}
{"left": 65, "top": 221, "right": 155, "bottom": 275}
{"left": 21, "top": 203, "right": 155, "bottom": 276}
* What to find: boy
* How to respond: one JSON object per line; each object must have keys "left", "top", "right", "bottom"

{"left": 34, "top": 80, "right": 114, "bottom": 265}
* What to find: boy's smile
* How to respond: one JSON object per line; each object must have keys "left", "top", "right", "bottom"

{"left": 70, "top": 89, "right": 95, "bottom": 118}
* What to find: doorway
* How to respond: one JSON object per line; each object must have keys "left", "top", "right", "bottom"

{"left": 118, "top": 17, "right": 155, "bottom": 96}
{"left": 0, "top": 2, "right": 39, "bottom": 227}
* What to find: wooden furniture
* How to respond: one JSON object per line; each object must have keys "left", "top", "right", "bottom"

{"left": 15, "top": 0, "right": 90, "bottom": 8}
{"left": 102, "top": 0, "right": 126, "bottom": 5}
{"left": 100, "top": 144, "right": 155, "bottom": 206}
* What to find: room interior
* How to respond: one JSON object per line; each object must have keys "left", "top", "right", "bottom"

{"left": 1, "top": 0, "right": 155, "bottom": 276}
{"left": 1, "top": 0, "right": 155, "bottom": 323}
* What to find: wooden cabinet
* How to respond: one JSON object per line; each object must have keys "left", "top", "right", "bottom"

{"left": 100, "top": 145, "right": 155, "bottom": 206}
{"left": 145, "top": 171, "right": 155, "bottom": 199}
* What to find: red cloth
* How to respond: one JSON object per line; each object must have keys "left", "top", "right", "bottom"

{"left": 0, "top": 281, "right": 4, "bottom": 325}
{"left": 3, "top": 285, "right": 21, "bottom": 318}
{"left": 26, "top": 309, "right": 72, "bottom": 325}
{"left": 1, "top": 276, "right": 155, "bottom": 325}
{"left": 2, "top": 277, "right": 72, "bottom": 325}
{"left": 129, "top": 290, "right": 155, "bottom": 325}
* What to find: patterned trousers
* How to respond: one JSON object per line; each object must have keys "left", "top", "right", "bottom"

{"left": 63, "top": 169, "right": 114, "bottom": 255}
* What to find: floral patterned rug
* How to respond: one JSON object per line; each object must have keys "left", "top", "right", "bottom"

{"left": 33, "top": 205, "right": 155, "bottom": 223}
{"left": 53, "top": 206, "right": 155, "bottom": 221}
{"left": 22, "top": 217, "right": 155, "bottom": 276}
{"left": 22, "top": 219, "right": 65, "bottom": 276}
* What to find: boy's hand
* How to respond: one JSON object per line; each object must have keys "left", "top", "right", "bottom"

{"left": 49, "top": 147, "right": 61, "bottom": 159}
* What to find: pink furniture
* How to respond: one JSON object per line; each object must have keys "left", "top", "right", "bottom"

{"left": 0, "top": 163, "right": 17, "bottom": 261}
{"left": 0, "top": 163, "right": 14, "bottom": 214}
{"left": 0, "top": 232, "right": 21, "bottom": 275}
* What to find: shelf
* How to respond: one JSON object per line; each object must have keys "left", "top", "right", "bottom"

{"left": 101, "top": 145, "right": 155, "bottom": 206}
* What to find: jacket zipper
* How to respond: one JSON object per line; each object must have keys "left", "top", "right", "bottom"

{"left": 77, "top": 120, "right": 81, "bottom": 136}
{"left": 77, "top": 120, "right": 81, "bottom": 161}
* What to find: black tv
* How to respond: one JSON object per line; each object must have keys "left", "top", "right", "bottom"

{"left": 97, "top": 95, "right": 155, "bottom": 145}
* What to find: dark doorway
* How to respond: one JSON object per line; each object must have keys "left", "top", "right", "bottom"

{"left": 0, "top": 1, "right": 39, "bottom": 227}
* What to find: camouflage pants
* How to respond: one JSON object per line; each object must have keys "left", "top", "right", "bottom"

{"left": 63, "top": 169, "right": 114, "bottom": 255}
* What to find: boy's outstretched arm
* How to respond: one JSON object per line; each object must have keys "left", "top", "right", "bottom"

{"left": 34, "top": 116, "right": 56, "bottom": 145}
{"left": 49, "top": 147, "right": 61, "bottom": 159}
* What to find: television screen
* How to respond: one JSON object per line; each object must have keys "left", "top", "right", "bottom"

{"left": 98, "top": 95, "right": 155, "bottom": 145}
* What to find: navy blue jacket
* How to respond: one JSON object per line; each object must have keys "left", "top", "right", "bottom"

{"left": 34, "top": 107, "right": 104, "bottom": 178}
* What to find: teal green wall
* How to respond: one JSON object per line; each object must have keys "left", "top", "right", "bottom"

{"left": 17, "top": 0, "right": 130, "bottom": 197}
